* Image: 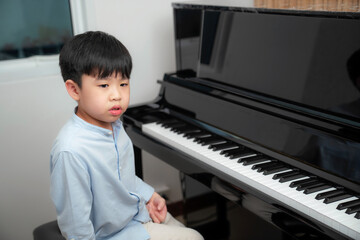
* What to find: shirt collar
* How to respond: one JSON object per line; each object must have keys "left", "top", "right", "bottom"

{"left": 72, "top": 108, "right": 123, "bottom": 137}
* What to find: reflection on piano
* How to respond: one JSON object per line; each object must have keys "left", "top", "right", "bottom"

{"left": 123, "top": 1, "right": 360, "bottom": 239}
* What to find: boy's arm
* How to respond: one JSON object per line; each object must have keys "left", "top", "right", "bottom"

{"left": 50, "top": 151, "right": 95, "bottom": 240}
{"left": 134, "top": 175, "right": 154, "bottom": 202}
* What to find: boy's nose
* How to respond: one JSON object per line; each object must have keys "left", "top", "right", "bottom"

{"left": 110, "top": 87, "right": 122, "bottom": 101}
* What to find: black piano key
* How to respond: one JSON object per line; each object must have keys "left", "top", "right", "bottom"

{"left": 209, "top": 142, "right": 238, "bottom": 151}
{"left": 337, "top": 199, "right": 360, "bottom": 210}
{"left": 170, "top": 125, "right": 189, "bottom": 132}
{"left": 257, "top": 163, "right": 281, "bottom": 173}
{"left": 197, "top": 136, "right": 226, "bottom": 146}
{"left": 220, "top": 147, "right": 243, "bottom": 156}
{"left": 240, "top": 155, "right": 267, "bottom": 165}
{"left": 315, "top": 189, "right": 345, "bottom": 200}
{"left": 323, "top": 193, "right": 352, "bottom": 204}
{"left": 263, "top": 165, "right": 288, "bottom": 175}
{"left": 162, "top": 122, "right": 186, "bottom": 129}
{"left": 193, "top": 135, "right": 211, "bottom": 142}
{"left": 304, "top": 184, "right": 332, "bottom": 194}
{"left": 229, "top": 149, "right": 256, "bottom": 159}
{"left": 184, "top": 131, "right": 210, "bottom": 139}
{"left": 345, "top": 204, "right": 360, "bottom": 214}
{"left": 194, "top": 135, "right": 214, "bottom": 143}
{"left": 289, "top": 177, "right": 317, "bottom": 188}
{"left": 172, "top": 125, "right": 199, "bottom": 134}
{"left": 252, "top": 161, "right": 277, "bottom": 171}
{"left": 272, "top": 170, "right": 298, "bottom": 180}
{"left": 296, "top": 181, "right": 324, "bottom": 191}
{"left": 279, "top": 173, "right": 306, "bottom": 183}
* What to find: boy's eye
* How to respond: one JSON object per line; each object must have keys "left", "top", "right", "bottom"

{"left": 120, "top": 83, "right": 128, "bottom": 87}
{"left": 99, "top": 84, "right": 109, "bottom": 88}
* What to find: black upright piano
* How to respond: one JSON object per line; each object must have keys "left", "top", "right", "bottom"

{"left": 123, "top": 1, "right": 360, "bottom": 239}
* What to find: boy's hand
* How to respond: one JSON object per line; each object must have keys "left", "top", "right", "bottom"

{"left": 146, "top": 192, "right": 167, "bottom": 223}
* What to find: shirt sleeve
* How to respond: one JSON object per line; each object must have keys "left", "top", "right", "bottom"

{"left": 50, "top": 151, "right": 95, "bottom": 240}
{"left": 134, "top": 176, "right": 154, "bottom": 203}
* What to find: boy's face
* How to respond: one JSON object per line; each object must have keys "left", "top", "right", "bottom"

{"left": 74, "top": 72, "right": 130, "bottom": 130}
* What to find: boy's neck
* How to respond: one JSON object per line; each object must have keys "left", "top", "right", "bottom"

{"left": 75, "top": 107, "right": 114, "bottom": 131}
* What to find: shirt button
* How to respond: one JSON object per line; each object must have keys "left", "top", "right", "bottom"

{"left": 108, "top": 131, "right": 113, "bottom": 135}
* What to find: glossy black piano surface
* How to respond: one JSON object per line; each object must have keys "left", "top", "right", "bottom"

{"left": 123, "top": 1, "right": 360, "bottom": 239}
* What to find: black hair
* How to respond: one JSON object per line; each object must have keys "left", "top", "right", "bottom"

{"left": 59, "top": 31, "right": 132, "bottom": 87}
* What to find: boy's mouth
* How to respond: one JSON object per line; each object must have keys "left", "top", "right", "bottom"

{"left": 109, "top": 106, "right": 122, "bottom": 116}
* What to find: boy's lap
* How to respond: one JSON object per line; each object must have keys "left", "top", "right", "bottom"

{"left": 143, "top": 213, "right": 203, "bottom": 240}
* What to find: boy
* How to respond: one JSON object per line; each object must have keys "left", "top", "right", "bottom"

{"left": 50, "top": 31, "right": 203, "bottom": 240}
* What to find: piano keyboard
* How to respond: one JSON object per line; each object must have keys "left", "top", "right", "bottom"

{"left": 142, "top": 119, "right": 360, "bottom": 240}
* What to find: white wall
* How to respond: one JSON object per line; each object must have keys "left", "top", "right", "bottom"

{"left": 0, "top": 1, "right": 180, "bottom": 239}
{"left": 0, "top": 73, "right": 76, "bottom": 240}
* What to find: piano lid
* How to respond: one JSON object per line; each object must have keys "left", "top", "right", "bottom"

{"left": 173, "top": 0, "right": 360, "bottom": 128}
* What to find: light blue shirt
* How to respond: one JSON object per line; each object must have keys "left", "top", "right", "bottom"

{"left": 50, "top": 112, "right": 154, "bottom": 240}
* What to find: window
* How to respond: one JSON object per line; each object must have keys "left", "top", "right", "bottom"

{"left": 0, "top": 0, "right": 95, "bottom": 82}
{"left": 0, "top": 0, "right": 73, "bottom": 61}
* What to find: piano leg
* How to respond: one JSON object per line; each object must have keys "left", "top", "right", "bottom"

{"left": 134, "top": 145, "right": 143, "bottom": 179}
{"left": 186, "top": 195, "right": 230, "bottom": 240}
{"left": 215, "top": 195, "right": 230, "bottom": 239}
{"left": 182, "top": 173, "right": 231, "bottom": 240}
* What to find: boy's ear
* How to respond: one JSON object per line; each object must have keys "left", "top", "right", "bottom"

{"left": 65, "top": 80, "right": 81, "bottom": 101}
